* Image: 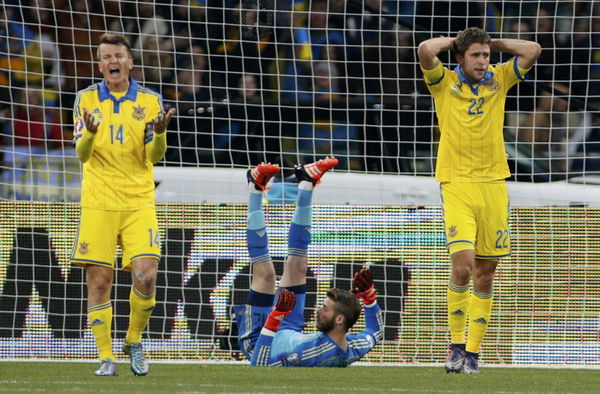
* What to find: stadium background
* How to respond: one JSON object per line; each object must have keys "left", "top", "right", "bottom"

{"left": 1, "top": 0, "right": 600, "bottom": 367}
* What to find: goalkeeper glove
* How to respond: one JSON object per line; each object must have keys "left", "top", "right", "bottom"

{"left": 263, "top": 289, "right": 296, "bottom": 332}
{"left": 352, "top": 268, "right": 377, "bottom": 305}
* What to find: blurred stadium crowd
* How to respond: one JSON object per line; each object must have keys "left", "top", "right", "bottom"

{"left": 1, "top": 1, "right": 600, "bottom": 177}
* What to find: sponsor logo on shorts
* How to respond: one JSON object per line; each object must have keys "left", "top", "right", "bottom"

{"left": 474, "top": 317, "right": 487, "bottom": 324}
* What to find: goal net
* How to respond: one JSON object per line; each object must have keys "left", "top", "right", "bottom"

{"left": 0, "top": 0, "right": 599, "bottom": 366}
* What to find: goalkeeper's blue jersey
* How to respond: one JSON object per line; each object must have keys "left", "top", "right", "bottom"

{"left": 251, "top": 302, "right": 383, "bottom": 367}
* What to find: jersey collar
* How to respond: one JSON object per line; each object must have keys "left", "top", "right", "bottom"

{"left": 98, "top": 78, "right": 139, "bottom": 103}
{"left": 453, "top": 65, "right": 493, "bottom": 95}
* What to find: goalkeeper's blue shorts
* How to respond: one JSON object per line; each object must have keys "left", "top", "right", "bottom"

{"left": 233, "top": 292, "right": 306, "bottom": 361}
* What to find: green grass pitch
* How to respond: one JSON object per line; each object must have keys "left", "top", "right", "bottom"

{"left": 1, "top": 362, "right": 599, "bottom": 393}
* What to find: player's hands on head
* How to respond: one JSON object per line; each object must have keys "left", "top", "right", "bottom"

{"left": 82, "top": 107, "right": 100, "bottom": 134}
{"left": 352, "top": 268, "right": 377, "bottom": 305}
{"left": 263, "top": 289, "right": 296, "bottom": 332}
{"left": 153, "top": 107, "right": 176, "bottom": 135}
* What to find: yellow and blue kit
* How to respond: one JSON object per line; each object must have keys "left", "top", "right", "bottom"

{"left": 423, "top": 57, "right": 530, "bottom": 257}
{"left": 422, "top": 57, "right": 530, "bottom": 182}
{"left": 73, "top": 79, "right": 166, "bottom": 210}
{"left": 71, "top": 79, "right": 165, "bottom": 268}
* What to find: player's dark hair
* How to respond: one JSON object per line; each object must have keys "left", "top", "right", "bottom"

{"left": 97, "top": 33, "right": 132, "bottom": 60}
{"left": 453, "top": 27, "right": 491, "bottom": 55}
{"left": 327, "top": 288, "right": 361, "bottom": 332}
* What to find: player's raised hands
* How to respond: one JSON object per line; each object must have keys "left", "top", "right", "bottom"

{"left": 274, "top": 288, "right": 296, "bottom": 314}
{"left": 82, "top": 107, "right": 101, "bottom": 134}
{"left": 263, "top": 289, "right": 296, "bottom": 332}
{"left": 153, "top": 107, "right": 176, "bottom": 135}
{"left": 352, "top": 268, "right": 377, "bottom": 305}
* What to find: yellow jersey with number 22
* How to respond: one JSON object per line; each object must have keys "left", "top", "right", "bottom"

{"left": 422, "top": 57, "right": 530, "bottom": 182}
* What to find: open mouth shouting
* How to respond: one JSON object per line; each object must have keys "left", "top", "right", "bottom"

{"left": 109, "top": 66, "right": 121, "bottom": 77}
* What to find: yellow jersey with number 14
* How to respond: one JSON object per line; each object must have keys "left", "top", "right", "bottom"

{"left": 73, "top": 79, "right": 164, "bottom": 210}
{"left": 422, "top": 57, "right": 530, "bottom": 182}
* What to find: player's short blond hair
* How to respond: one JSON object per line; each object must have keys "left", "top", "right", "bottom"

{"left": 97, "top": 33, "right": 132, "bottom": 60}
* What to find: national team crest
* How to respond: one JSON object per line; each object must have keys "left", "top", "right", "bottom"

{"left": 79, "top": 241, "right": 89, "bottom": 255}
{"left": 132, "top": 105, "right": 146, "bottom": 121}
{"left": 483, "top": 77, "right": 499, "bottom": 91}
{"left": 447, "top": 225, "right": 457, "bottom": 238}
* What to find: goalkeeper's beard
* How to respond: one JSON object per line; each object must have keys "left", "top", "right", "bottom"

{"left": 316, "top": 314, "right": 336, "bottom": 333}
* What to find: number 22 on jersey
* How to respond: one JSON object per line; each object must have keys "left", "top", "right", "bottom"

{"left": 468, "top": 97, "right": 485, "bottom": 115}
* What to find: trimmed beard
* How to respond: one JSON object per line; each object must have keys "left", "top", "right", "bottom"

{"left": 316, "top": 315, "right": 336, "bottom": 333}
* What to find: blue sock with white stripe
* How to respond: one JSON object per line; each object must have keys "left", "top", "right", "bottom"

{"left": 288, "top": 181, "right": 313, "bottom": 257}
{"left": 247, "top": 189, "right": 270, "bottom": 264}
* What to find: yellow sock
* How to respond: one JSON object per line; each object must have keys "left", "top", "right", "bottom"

{"left": 466, "top": 288, "right": 493, "bottom": 353}
{"left": 448, "top": 282, "right": 470, "bottom": 344}
{"left": 88, "top": 301, "right": 114, "bottom": 361}
{"left": 125, "top": 287, "right": 156, "bottom": 344}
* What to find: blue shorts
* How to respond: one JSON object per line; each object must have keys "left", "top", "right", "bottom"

{"left": 234, "top": 292, "right": 306, "bottom": 360}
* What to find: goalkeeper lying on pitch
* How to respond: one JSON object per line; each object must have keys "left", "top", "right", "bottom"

{"left": 233, "top": 156, "right": 383, "bottom": 367}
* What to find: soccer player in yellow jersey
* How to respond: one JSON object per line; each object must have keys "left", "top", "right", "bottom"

{"left": 71, "top": 33, "right": 175, "bottom": 377}
{"left": 418, "top": 27, "right": 541, "bottom": 374}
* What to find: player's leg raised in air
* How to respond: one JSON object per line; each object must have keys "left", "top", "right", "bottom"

{"left": 234, "top": 162, "right": 280, "bottom": 360}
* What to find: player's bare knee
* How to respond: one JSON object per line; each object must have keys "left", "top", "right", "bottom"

{"left": 451, "top": 266, "right": 471, "bottom": 285}
{"left": 289, "top": 263, "right": 307, "bottom": 278}
{"left": 86, "top": 270, "right": 112, "bottom": 296}
{"left": 134, "top": 270, "right": 156, "bottom": 289}
{"left": 253, "top": 261, "right": 276, "bottom": 284}
{"left": 261, "top": 267, "right": 276, "bottom": 285}
{"left": 89, "top": 281, "right": 111, "bottom": 296}
{"left": 87, "top": 278, "right": 112, "bottom": 303}
{"left": 473, "top": 271, "right": 495, "bottom": 292}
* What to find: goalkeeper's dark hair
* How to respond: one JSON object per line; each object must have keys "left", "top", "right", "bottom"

{"left": 327, "top": 288, "right": 361, "bottom": 331}
{"left": 453, "top": 27, "right": 491, "bottom": 56}
{"left": 97, "top": 33, "right": 132, "bottom": 60}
